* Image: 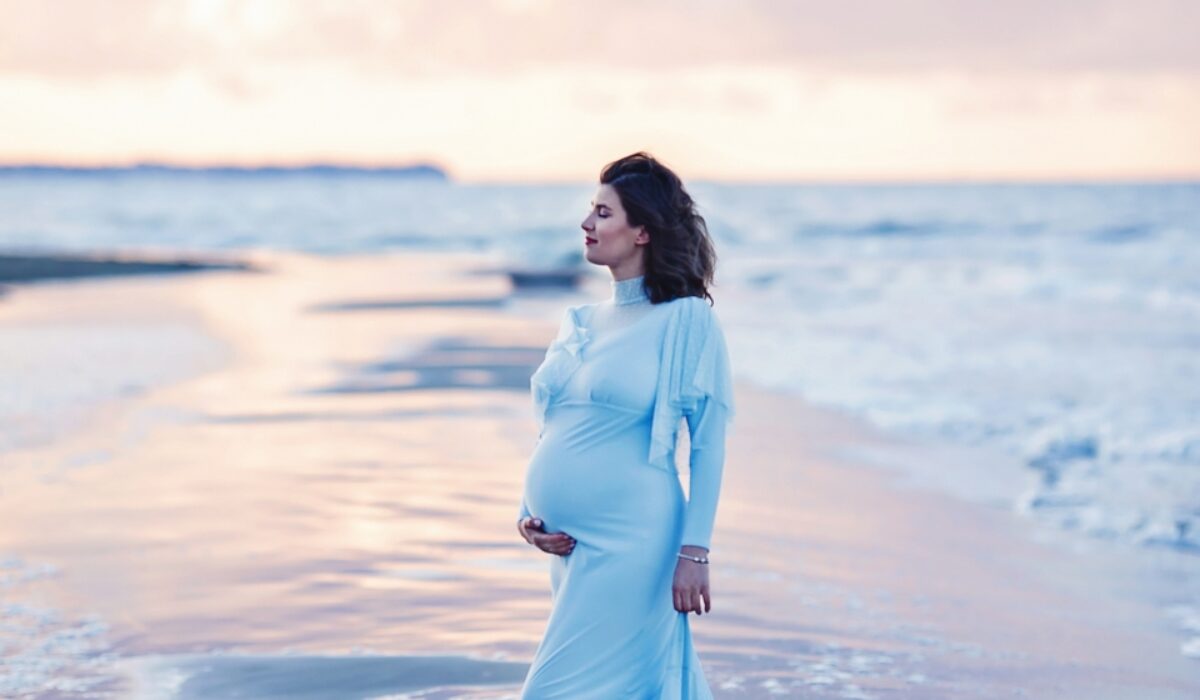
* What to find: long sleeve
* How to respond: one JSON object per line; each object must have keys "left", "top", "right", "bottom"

{"left": 648, "top": 297, "right": 736, "bottom": 474}
{"left": 645, "top": 297, "right": 736, "bottom": 550}
{"left": 680, "top": 394, "right": 730, "bottom": 551}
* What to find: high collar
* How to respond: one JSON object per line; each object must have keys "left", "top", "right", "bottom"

{"left": 610, "top": 274, "right": 650, "bottom": 306}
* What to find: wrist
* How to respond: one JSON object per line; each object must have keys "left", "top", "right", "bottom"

{"left": 679, "top": 544, "right": 708, "bottom": 556}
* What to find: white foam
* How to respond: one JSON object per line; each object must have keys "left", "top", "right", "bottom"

{"left": 0, "top": 554, "right": 119, "bottom": 697}
{"left": 719, "top": 216, "right": 1200, "bottom": 557}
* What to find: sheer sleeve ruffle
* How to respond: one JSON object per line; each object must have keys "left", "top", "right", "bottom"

{"left": 529, "top": 304, "right": 591, "bottom": 436}
{"left": 647, "top": 296, "right": 736, "bottom": 473}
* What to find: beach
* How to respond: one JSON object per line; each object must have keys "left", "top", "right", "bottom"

{"left": 1, "top": 249, "right": 1196, "bottom": 699}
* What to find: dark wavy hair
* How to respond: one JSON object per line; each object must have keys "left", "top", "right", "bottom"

{"left": 599, "top": 152, "right": 717, "bottom": 305}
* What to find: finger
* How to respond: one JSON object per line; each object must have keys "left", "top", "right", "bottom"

{"left": 539, "top": 534, "right": 571, "bottom": 555}
{"left": 690, "top": 590, "right": 704, "bottom": 616}
{"left": 702, "top": 588, "right": 712, "bottom": 613}
{"left": 673, "top": 589, "right": 683, "bottom": 613}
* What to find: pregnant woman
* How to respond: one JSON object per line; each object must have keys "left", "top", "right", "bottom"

{"left": 516, "top": 152, "right": 735, "bottom": 698}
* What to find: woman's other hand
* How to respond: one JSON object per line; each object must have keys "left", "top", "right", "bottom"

{"left": 672, "top": 545, "right": 711, "bottom": 615}
{"left": 518, "top": 516, "right": 576, "bottom": 556}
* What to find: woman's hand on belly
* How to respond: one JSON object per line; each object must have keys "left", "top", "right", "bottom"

{"left": 518, "top": 516, "right": 576, "bottom": 557}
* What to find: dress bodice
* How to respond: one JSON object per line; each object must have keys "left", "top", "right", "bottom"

{"left": 524, "top": 273, "right": 737, "bottom": 552}
{"left": 529, "top": 274, "right": 736, "bottom": 469}
{"left": 558, "top": 276, "right": 670, "bottom": 415}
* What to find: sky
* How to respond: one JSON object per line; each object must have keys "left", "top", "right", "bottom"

{"left": 1, "top": 0, "right": 1198, "bottom": 182}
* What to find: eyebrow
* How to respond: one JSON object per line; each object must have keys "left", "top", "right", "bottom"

{"left": 588, "top": 201, "right": 611, "bottom": 208}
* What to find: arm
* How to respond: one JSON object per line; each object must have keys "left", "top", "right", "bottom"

{"left": 671, "top": 301, "right": 734, "bottom": 615}
{"left": 679, "top": 394, "right": 729, "bottom": 552}
{"left": 673, "top": 394, "right": 728, "bottom": 615}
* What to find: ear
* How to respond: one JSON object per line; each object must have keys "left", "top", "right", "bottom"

{"left": 635, "top": 226, "right": 650, "bottom": 246}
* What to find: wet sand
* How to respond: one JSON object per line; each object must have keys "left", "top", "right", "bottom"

{"left": 0, "top": 250, "right": 1196, "bottom": 699}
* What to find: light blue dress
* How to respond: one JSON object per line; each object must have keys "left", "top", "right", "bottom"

{"left": 517, "top": 274, "right": 736, "bottom": 698}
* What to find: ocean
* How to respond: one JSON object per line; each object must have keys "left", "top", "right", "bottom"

{"left": 2, "top": 172, "right": 1199, "bottom": 691}
{"left": 4, "top": 172, "right": 1196, "bottom": 557}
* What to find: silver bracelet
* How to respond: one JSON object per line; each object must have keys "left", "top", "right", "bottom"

{"left": 677, "top": 552, "right": 709, "bottom": 564}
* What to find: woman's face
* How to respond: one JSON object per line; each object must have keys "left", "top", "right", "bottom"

{"left": 581, "top": 184, "right": 648, "bottom": 271}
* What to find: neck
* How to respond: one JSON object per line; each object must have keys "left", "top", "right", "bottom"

{"left": 610, "top": 274, "right": 649, "bottom": 306}
{"left": 609, "top": 258, "right": 644, "bottom": 282}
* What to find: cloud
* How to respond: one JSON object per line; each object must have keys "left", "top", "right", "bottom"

{"left": 1, "top": 0, "right": 1197, "bottom": 91}
{"left": 744, "top": 0, "right": 1200, "bottom": 75}
{"left": 0, "top": 1, "right": 208, "bottom": 80}
{"left": 1, "top": 1, "right": 1195, "bottom": 179}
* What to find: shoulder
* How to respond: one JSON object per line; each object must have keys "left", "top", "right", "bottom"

{"left": 661, "top": 294, "right": 712, "bottom": 311}
{"left": 661, "top": 295, "right": 720, "bottom": 325}
{"left": 550, "top": 302, "right": 599, "bottom": 337}
{"left": 555, "top": 301, "right": 597, "bottom": 319}
{"left": 564, "top": 301, "right": 600, "bottom": 323}
{"left": 656, "top": 296, "right": 730, "bottom": 352}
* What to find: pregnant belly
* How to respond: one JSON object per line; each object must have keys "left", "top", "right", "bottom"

{"left": 522, "top": 423, "right": 682, "bottom": 548}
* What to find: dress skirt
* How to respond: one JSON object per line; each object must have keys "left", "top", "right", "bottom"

{"left": 519, "top": 399, "right": 713, "bottom": 699}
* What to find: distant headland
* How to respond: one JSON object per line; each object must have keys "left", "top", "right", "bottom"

{"left": 0, "top": 162, "right": 450, "bottom": 180}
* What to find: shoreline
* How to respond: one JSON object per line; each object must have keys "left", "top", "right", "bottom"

{"left": 0, "top": 250, "right": 256, "bottom": 288}
{"left": 0, "top": 250, "right": 1196, "bottom": 699}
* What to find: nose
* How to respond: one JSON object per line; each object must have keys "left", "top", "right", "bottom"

{"left": 581, "top": 215, "right": 594, "bottom": 232}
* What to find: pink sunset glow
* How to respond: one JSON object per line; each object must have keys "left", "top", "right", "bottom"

{"left": 1, "top": 0, "right": 1198, "bottom": 181}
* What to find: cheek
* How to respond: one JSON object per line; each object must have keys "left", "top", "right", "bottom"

{"left": 593, "top": 219, "right": 612, "bottom": 240}
{"left": 596, "top": 219, "right": 628, "bottom": 243}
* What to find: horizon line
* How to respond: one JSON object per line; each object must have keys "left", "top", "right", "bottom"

{"left": 1, "top": 159, "right": 1197, "bottom": 186}
{"left": 0, "top": 160, "right": 449, "bottom": 173}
